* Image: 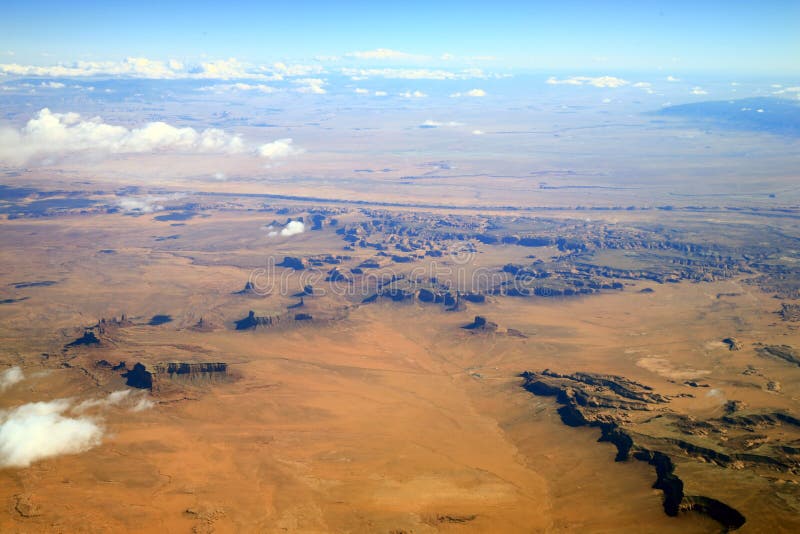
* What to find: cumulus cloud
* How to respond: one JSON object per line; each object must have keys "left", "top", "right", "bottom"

{"left": 691, "top": 87, "right": 708, "bottom": 95}
{"left": 0, "top": 399, "right": 102, "bottom": 468}
{"left": 666, "top": 75, "right": 681, "bottom": 82}
{"left": 268, "top": 220, "right": 305, "bottom": 238}
{"left": 257, "top": 138, "right": 303, "bottom": 160}
{"left": 0, "top": 367, "right": 23, "bottom": 391}
{"left": 472, "top": 130, "right": 485, "bottom": 135}
{"left": 546, "top": 76, "right": 629, "bottom": 88}
{"left": 0, "top": 108, "right": 245, "bottom": 165}
{"left": 354, "top": 88, "right": 369, "bottom": 94}
{"left": 0, "top": 389, "right": 154, "bottom": 468}
{"left": 450, "top": 88, "right": 486, "bottom": 97}
{"left": 293, "top": 78, "right": 326, "bottom": 94}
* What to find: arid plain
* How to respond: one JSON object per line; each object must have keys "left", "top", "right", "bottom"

{"left": 1, "top": 176, "right": 799, "bottom": 532}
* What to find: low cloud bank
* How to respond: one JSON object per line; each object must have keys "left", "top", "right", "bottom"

{"left": 0, "top": 109, "right": 305, "bottom": 166}
{"left": 0, "top": 389, "right": 153, "bottom": 468}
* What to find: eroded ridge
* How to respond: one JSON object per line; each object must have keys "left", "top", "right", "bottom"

{"left": 517, "top": 369, "right": 800, "bottom": 531}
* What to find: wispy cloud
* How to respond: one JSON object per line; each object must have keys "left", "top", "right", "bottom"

{"left": 399, "top": 90, "right": 427, "bottom": 98}
{"left": 342, "top": 67, "right": 490, "bottom": 81}
{"left": 546, "top": 75, "right": 629, "bottom": 88}
{"left": 666, "top": 75, "right": 681, "bottom": 82}
{"left": 691, "top": 87, "right": 708, "bottom": 95}
{"left": 419, "top": 120, "right": 463, "bottom": 128}
{"left": 200, "top": 82, "right": 276, "bottom": 94}
{"left": 346, "top": 48, "right": 425, "bottom": 61}
{"left": 450, "top": 88, "right": 487, "bottom": 97}
{"left": 0, "top": 57, "right": 324, "bottom": 81}
{"left": 0, "top": 367, "right": 23, "bottom": 391}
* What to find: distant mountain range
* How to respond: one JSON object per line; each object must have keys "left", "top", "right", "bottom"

{"left": 655, "top": 97, "right": 800, "bottom": 136}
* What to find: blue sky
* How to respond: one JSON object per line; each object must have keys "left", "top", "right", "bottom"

{"left": 1, "top": 0, "right": 799, "bottom": 74}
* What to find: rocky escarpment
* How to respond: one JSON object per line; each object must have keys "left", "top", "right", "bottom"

{"left": 521, "top": 370, "right": 748, "bottom": 531}
{"left": 756, "top": 344, "right": 800, "bottom": 367}
{"left": 235, "top": 310, "right": 280, "bottom": 330}
{"left": 154, "top": 362, "right": 229, "bottom": 384}
{"left": 118, "top": 361, "right": 229, "bottom": 389}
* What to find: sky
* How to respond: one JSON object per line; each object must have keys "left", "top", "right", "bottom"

{"left": 1, "top": 0, "right": 799, "bottom": 75}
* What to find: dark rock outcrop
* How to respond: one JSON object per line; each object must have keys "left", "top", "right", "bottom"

{"left": 279, "top": 256, "right": 306, "bottom": 270}
{"left": 123, "top": 363, "right": 153, "bottom": 389}
{"left": 148, "top": 314, "right": 173, "bottom": 326}
{"left": 235, "top": 310, "right": 278, "bottom": 330}
{"left": 722, "top": 337, "right": 742, "bottom": 351}
{"left": 66, "top": 330, "right": 101, "bottom": 347}
{"left": 463, "top": 316, "right": 498, "bottom": 332}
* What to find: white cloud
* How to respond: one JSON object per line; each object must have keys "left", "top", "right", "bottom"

{"left": 73, "top": 389, "right": 132, "bottom": 413}
{"left": 0, "top": 108, "right": 246, "bottom": 165}
{"left": 666, "top": 75, "right": 680, "bottom": 82}
{"left": 354, "top": 88, "right": 369, "bottom": 94}
{"left": 0, "top": 399, "right": 102, "bottom": 468}
{"left": 201, "top": 83, "right": 276, "bottom": 93}
{"left": 374, "top": 90, "right": 387, "bottom": 96}
{"left": 117, "top": 196, "right": 165, "bottom": 214}
{"left": 293, "top": 78, "right": 326, "bottom": 94}
{"left": 116, "top": 193, "right": 186, "bottom": 214}
{"left": 0, "top": 389, "right": 154, "bottom": 468}
{"left": 268, "top": 220, "right": 305, "bottom": 238}
{"left": 420, "top": 120, "right": 462, "bottom": 128}
{"left": 0, "top": 367, "right": 23, "bottom": 391}
{"left": 268, "top": 62, "right": 324, "bottom": 77}
{"left": 257, "top": 138, "right": 303, "bottom": 160}
{"left": 472, "top": 130, "right": 484, "bottom": 135}
{"left": 342, "top": 67, "right": 489, "bottom": 80}
{"left": 450, "top": 88, "right": 486, "bottom": 97}
{"left": 691, "top": 87, "right": 708, "bottom": 95}
{"left": 0, "top": 57, "right": 297, "bottom": 81}
{"left": 546, "top": 76, "right": 629, "bottom": 88}
{"left": 399, "top": 90, "right": 427, "bottom": 98}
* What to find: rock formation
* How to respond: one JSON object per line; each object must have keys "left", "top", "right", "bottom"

{"left": 235, "top": 310, "right": 279, "bottom": 330}
{"left": 66, "top": 329, "right": 101, "bottom": 347}
{"left": 722, "top": 337, "right": 743, "bottom": 351}
{"left": 279, "top": 256, "right": 307, "bottom": 270}
{"left": 463, "top": 316, "right": 498, "bottom": 332}
{"left": 517, "top": 369, "right": 800, "bottom": 531}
